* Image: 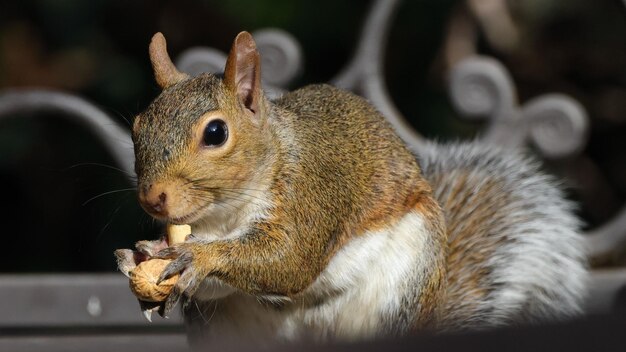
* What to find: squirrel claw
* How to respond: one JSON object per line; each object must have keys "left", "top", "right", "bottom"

{"left": 157, "top": 251, "right": 193, "bottom": 284}
{"left": 157, "top": 302, "right": 167, "bottom": 318}
{"left": 153, "top": 246, "right": 179, "bottom": 260}
{"left": 142, "top": 309, "right": 153, "bottom": 322}
{"left": 161, "top": 286, "right": 182, "bottom": 318}
{"left": 160, "top": 266, "right": 200, "bottom": 317}
{"left": 138, "top": 300, "right": 162, "bottom": 322}
{"left": 114, "top": 249, "right": 138, "bottom": 278}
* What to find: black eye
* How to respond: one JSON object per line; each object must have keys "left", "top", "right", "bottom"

{"left": 203, "top": 119, "right": 228, "bottom": 147}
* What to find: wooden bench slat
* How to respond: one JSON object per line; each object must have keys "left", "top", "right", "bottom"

{"left": 0, "top": 274, "right": 182, "bottom": 327}
{"left": 0, "top": 333, "right": 188, "bottom": 352}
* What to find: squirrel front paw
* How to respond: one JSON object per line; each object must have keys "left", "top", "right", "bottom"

{"left": 135, "top": 236, "right": 170, "bottom": 258}
{"left": 114, "top": 236, "right": 170, "bottom": 320}
{"left": 153, "top": 238, "right": 209, "bottom": 317}
{"left": 114, "top": 236, "right": 168, "bottom": 276}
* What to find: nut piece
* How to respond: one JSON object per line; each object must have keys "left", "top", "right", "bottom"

{"left": 129, "top": 258, "right": 179, "bottom": 302}
{"left": 167, "top": 223, "right": 191, "bottom": 244}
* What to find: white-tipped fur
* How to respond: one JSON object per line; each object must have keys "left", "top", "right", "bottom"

{"left": 418, "top": 141, "right": 588, "bottom": 328}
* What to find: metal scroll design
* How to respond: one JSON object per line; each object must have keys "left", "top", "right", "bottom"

{"left": 176, "top": 28, "right": 302, "bottom": 100}
{"left": 0, "top": 90, "right": 135, "bottom": 184}
{"left": 448, "top": 57, "right": 589, "bottom": 159}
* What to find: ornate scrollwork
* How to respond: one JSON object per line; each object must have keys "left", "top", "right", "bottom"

{"left": 448, "top": 56, "right": 516, "bottom": 120}
{"left": 175, "top": 47, "right": 227, "bottom": 77}
{"left": 523, "top": 94, "right": 588, "bottom": 159}
{"left": 253, "top": 29, "right": 303, "bottom": 88}
{"left": 176, "top": 29, "right": 302, "bottom": 99}
{"left": 449, "top": 56, "right": 589, "bottom": 159}
{"left": 0, "top": 89, "right": 135, "bottom": 182}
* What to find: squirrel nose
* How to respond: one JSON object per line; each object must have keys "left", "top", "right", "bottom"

{"left": 139, "top": 183, "right": 169, "bottom": 216}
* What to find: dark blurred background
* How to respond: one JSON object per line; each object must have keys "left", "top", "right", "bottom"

{"left": 0, "top": 0, "right": 625, "bottom": 273}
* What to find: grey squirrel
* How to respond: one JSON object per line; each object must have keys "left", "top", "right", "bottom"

{"left": 115, "top": 32, "right": 588, "bottom": 346}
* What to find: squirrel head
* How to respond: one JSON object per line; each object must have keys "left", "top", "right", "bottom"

{"left": 133, "top": 32, "right": 276, "bottom": 225}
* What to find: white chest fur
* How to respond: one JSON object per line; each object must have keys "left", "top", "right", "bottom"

{"left": 192, "top": 211, "right": 434, "bottom": 344}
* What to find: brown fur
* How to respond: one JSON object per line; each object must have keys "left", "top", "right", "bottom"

{"left": 149, "top": 33, "right": 189, "bottom": 89}
{"left": 411, "top": 193, "right": 448, "bottom": 330}
{"left": 430, "top": 168, "right": 529, "bottom": 328}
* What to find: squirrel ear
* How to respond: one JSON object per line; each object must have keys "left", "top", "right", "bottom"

{"left": 149, "top": 32, "right": 189, "bottom": 89}
{"left": 224, "top": 31, "right": 262, "bottom": 114}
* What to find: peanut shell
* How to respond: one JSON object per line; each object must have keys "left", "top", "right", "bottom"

{"left": 129, "top": 258, "right": 179, "bottom": 302}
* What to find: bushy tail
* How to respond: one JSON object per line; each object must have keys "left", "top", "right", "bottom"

{"left": 418, "top": 141, "right": 588, "bottom": 329}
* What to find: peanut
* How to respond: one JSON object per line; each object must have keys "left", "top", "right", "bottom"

{"left": 128, "top": 224, "right": 191, "bottom": 302}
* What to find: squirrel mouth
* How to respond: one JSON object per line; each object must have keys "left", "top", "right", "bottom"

{"left": 169, "top": 207, "right": 205, "bottom": 225}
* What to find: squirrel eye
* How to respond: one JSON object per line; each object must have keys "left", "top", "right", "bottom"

{"left": 203, "top": 119, "right": 228, "bottom": 147}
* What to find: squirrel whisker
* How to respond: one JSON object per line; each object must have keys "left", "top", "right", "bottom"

{"left": 82, "top": 187, "right": 137, "bottom": 206}
{"left": 67, "top": 162, "right": 137, "bottom": 179}
{"left": 187, "top": 192, "right": 240, "bottom": 213}
{"left": 97, "top": 193, "right": 133, "bottom": 238}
